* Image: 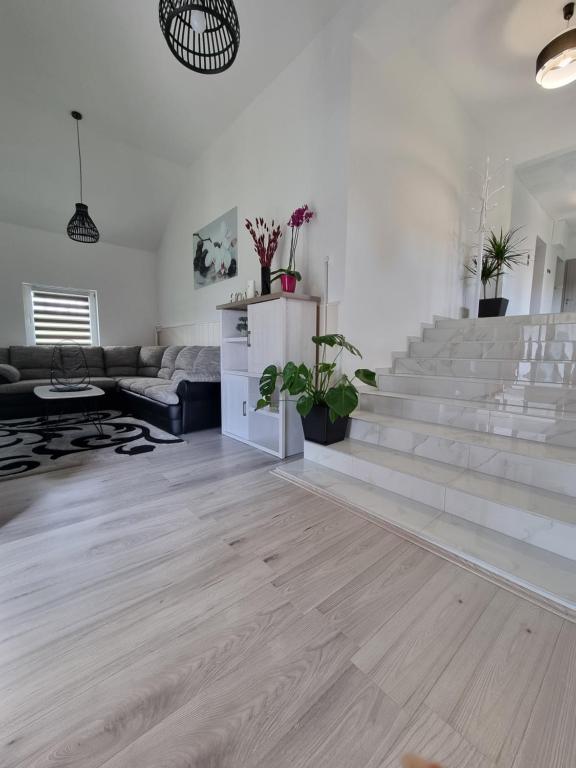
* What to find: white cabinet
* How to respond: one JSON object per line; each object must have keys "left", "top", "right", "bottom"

{"left": 218, "top": 293, "right": 319, "bottom": 458}
{"left": 247, "top": 300, "right": 283, "bottom": 373}
{"left": 222, "top": 374, "right": 249, "bottom": 440}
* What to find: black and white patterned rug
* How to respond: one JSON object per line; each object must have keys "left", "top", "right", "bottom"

{"left": 0, "top": 410, "right": 184, "bottom": 480}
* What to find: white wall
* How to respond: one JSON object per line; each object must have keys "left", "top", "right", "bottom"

{"left": 503, "top": 176, "right": 555, "bottom": 316}
{"left": 157, "top": 9, "right": 354, "bottom": 330}
{"left": 0, "top": 220, "right": 157, "bottom": 346}
{"left": 340, "top": 41, "right": 484, "bottom": 370}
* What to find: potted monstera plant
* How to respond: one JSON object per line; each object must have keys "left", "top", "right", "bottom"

{"left": 256, "top": 334, "right": 377, "bottom": 445}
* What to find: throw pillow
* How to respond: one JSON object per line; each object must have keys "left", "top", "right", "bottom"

{"left": 0, "top": 364, "right": 21, "bottom": 384}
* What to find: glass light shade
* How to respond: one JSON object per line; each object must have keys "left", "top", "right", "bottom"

{"left": 190, "top": 10, "right": 206, "bottom": 33}
{"left": 158, "top": 0, "right": 240, "bottom": 74}
{"left": 536, "top": 28, "right": 576, "bottom": 88}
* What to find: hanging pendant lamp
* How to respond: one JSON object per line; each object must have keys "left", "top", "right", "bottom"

{"left": 536, "top": 2, "right": 576, "bottom": 89}
{"left": 66, "top": 111, "right": 99, "bottom": 244}
{"left": 158, "top": 0, "right": 240, "bottom": 74}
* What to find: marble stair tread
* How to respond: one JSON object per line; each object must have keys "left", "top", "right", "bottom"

{"left": 351, "top": 409, "right": 576, "bottom": 465}
{"left": 435, "top": 312, "right": 576, "bottom": 328}
{"left": 424, "top": 325, "right": 576, "bottom": 343}
{"left": 374, "top": 377, "right": 576, "bottom": 415}
{"left": 409, "top": 340, "right": 576, "bottom": 361}
{"left": 392, "top": 356, "right": 576, "bottom": 385}
{"left": 377, "top": 370, "right": 576, "bottom": 404}
{"left": 364, "top": 387, "right": 576, "bottom": 421}
{"left": 274, "top": 459, "right": 576, "bottom": 617}
{"left": 315, "top": 439, "right": 576, "bottom": 527}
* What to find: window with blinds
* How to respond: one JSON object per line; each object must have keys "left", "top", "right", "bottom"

{"left": 23, "top": 284, "right": 99, "bottom": 346}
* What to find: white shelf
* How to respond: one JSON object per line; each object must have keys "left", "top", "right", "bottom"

{"left": 223, "top": 336, "right": 248, "bottom": 343}
{"left": 249, "top": 406, "right": 280, "bottom": 420}
{"left": 222, "top": 369, "right": 257, "bottom": 377}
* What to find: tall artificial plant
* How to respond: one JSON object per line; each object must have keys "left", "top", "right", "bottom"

{"left": 484, "top": 227, "right": 528, "bottom": 297}
{"left": 466, "top": 227, "right": 527, "bottom": 299}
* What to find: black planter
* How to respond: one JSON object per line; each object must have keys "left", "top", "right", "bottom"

{"left": 479, "top": 298, "right": 509, "bottom": 318}
{"left": 261, "top": 266, "right": 271, "bottom": 296}
{"left": 301, "top": 405, "right": 349, "bottom": 445}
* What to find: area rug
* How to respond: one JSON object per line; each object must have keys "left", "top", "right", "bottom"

{"left": 0, "top": 410, "right": 184, "bottom": 480}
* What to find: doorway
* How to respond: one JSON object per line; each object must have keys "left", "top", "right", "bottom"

{"left": 529, "top": 236, "right": 547, "bottom": 314}
{"left": 562, "top": 258, "right": 576, "bottom": 313}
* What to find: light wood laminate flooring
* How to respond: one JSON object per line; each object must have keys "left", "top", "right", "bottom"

{"left": 1, "top": 430, "right": 574, "bottom": 767}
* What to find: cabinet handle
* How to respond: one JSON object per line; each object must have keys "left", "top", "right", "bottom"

{"left": 243, "top": 401, "right": 247, "bottom": 417}
{"left": 247, "top": 330, "right": 251, "bottom": 348}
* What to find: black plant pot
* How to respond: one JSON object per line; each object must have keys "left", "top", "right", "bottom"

{"left": 479, "top": 298, "right": 509, "bottom": 318}
{"left": 261, "top": 266, "right": 271, "bottom": 296}
{"left": 301, "top": 405, "right": 349, "bottom": 445}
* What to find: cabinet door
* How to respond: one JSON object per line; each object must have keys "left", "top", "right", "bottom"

{"left": 248, "top": 300, "right": 284, "bottom": 374}
{"left": 222, "top": 375, "right": 249, "bottom": 439}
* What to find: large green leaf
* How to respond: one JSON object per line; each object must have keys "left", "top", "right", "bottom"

{"left": 282, "top": 362, "right": 309, "bottom": 395}
{"left": 259, "top": 365, "right": 279, "bottom": 401}
{"left": 296, "top": 393, "right": 315, "bottom": 418}
{"left": 355, "top": 368, "right": 377, "bottom": 388}
{"left": 325, "top": 383, "right": 358, "bottom": 418}
{"left": 312, "top": 334, "right": 362, "bottom": 357}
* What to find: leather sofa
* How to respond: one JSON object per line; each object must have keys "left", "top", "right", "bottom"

{"left": 0, "top": 345, "right": 221, "bottom": 436}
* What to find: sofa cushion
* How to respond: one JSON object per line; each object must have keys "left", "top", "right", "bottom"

{"left": 103, "top": 346, "right": 140, "bottom": 377}
{"left": 0, "top": 348, "right": 9, "bottom": 365}
{"left": 138, "top": 346, "right": 167, "bottom": 378}
{"left": 10, "top": 346, "right": 55, "bottom": 380}
{"left": 117, "top": 376, "right": 166, "bottom": 396}
{"left": 173, "top": 346, "right": 202, "bottom": 371}
{"left": 171, "top": 346, "right": 221, "bottom": 383}
{"left": 0, "top": 364, "right": 21, "bottom": 384}
{"left": 59, "top": 346, "right": 105, "bottom": 377}
{"left": 158, "top": 346, "right": 184, "bottom": 380}
{"left": 0, "top": 377, "right": 117, "bottom": 395}
{"left": 140, "top": 385, "right": 180, "bottom": 406}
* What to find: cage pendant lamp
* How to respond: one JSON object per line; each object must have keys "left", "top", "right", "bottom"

{"left": 536, "top": 2, "right": 576, "bottom": 89}
{"left": 66, "top": 111, "right": 99, "bottom": 244}
{"left": 159, "top": 0, "right": 240, "bottom": 74}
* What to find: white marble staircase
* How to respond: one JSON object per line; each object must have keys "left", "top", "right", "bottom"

{"left": 276, "top": 313, "right": 576, "bottom": 618}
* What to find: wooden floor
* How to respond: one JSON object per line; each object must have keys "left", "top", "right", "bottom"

{"left": 1, "top": 430, "right": 574, "bottom": 768}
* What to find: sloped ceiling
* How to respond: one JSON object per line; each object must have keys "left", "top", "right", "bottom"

{"left": 0, "top": 0, "right": 349, "bottom": 250}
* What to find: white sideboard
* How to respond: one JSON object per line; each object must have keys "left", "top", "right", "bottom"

{"left": 218, "top": 293, "right": 319, "bottom": 458}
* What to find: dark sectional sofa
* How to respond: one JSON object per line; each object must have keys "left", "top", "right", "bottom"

{"left": 0, "top": 345, "right": 221, "bottom": 436}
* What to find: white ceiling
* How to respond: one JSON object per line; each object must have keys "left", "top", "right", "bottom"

{"left": 0, "top": 0, "right": 349, "bottom": 250}
{"left": 424, "top": 0, "right": 576, "bottom": 166}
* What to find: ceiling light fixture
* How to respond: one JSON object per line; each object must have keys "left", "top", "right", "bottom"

{"left": 158, "top": 0, "right": 240, "bottom": 75}
{"left": 536, "top": 2, "right": 576, "bottom": 89}
{"left": 66, "top": 111, "right": 100, "bottom": 244}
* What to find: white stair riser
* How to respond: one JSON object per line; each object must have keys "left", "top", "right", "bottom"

{"left": 425, "top": 323, "right": 576, "bottom": 343}
{"left": 435, "top": 312, "right": 576, "bottom": 328}
{"left": 361, "top": 391, "right": 576, "bottom": 448}
{"left": 305, "top": 441, "right": 576, "bottom": 561}
{"left": 349, "top": 417, "right": 576, "bottom": 497}
{"left": 377, "top": 373, "right": 576, "bottom": 411}
{"left": 377, "top": 373, "right": 504, "bottom": 399}
{"left": 305, "top": 441, "right": 447, "bottom": 510}
{"left": 394, "top": 357, "right": 576, "bottom": 384}
{"left": 444, "top": 488, "right": 576, "bottom": 561}
{"left": 409, "top": 340, "right": 576, "bottom": 361}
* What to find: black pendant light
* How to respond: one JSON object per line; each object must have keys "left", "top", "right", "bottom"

{"left": 536, "top": 2, "right": 576, "bottom": 89}
{"left": 67, "top": 111, "right": 100, "bottom": 244}
{"left": 159, "top": 0, "right": 240, "bottom": 74}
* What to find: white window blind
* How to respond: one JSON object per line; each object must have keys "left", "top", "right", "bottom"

{"left": 23, "top": 284, "right": 99, "bottom": 346}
